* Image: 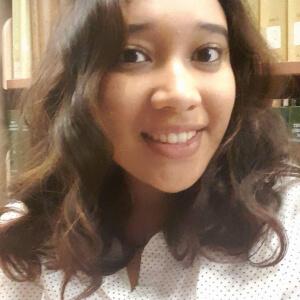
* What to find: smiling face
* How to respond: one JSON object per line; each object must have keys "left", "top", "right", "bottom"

{"left": 96, "top": 0, "right": 236, "bottom": 193}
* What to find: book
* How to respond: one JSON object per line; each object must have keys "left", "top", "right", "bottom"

{"left": 37, "top": 0, "right": 60, "bottom": 55}
{"left": 288, "top": 0, "right": 300, "bottom": 62}
{"left": 260, "top": 0, "right": 287, "bottom": 61}
{"left": 12, "top": 0, "right": 21, "bottom": 78}
{"left": 12, "top": 0, "right": 32, "bottom": 79}
{"left": 29, "top": 0, "right": 41, "bottom": 73}
{"left": 271, "top": 99, "right": 282, "bottom": 107}
{"left": 6, "top": 109, "right": 30, "bottom": 182}
{"left": 6, "top": 110, "right": 20, "bottom": 182}
{"left": 289, "top": 105, "right": 300, "bottom": 143}
{"left": 272, "top": 99, "right": 289, "bottom": 125}
{"left": 2, "top": 18, "right": 12, "bottom": 90}
{"left": 290, "top": 98, "right": 300, "bottom": 106}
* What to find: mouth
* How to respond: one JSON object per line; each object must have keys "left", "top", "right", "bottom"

{"left": 141, "top": 130, "right": 203, "bottom": 159}
{"left": 142, "top": 130, "right": 198, "bottom": 144}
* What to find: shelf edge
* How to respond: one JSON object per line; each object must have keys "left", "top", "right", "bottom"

{"left": 5, "top": 79, "right": 31, "bottom": 90}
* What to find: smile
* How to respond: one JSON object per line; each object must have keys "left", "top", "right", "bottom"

{"left": 144, "top": 131, "right": 197, "bottom": 144}
{"left": 141, "top": 130, "right": 203, "bottom": 159}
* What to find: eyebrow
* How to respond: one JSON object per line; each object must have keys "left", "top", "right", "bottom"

{"left": 127, "top": 21, "right": 228, "bottom": 40}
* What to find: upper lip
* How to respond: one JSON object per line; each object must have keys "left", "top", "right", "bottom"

{"left": 142, "top": 125, "right": 206, "bottom": 136}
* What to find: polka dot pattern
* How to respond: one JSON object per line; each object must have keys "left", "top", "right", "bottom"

{"left": 0, "top": 178, "right": 299, "bottom": 299}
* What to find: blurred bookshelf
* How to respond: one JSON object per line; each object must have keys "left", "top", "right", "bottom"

{"left": 1, "top": 0, "right": 63, "bottom": 193}
{"left": 271, "top": 62, "right": 300, "bottom": 76}
{"left": 6, "top": 78, "right": 31, "bottom": 90}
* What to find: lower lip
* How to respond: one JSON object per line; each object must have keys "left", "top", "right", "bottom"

{"left": 143, "top": 131, "right": 203, "bottom": 159}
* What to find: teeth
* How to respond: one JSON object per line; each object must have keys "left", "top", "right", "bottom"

{"left": 160, "top": 134, "right": 167, "bottom": 143}
{"left": 149, "top": 131, "right": 197, "bottom": 144}
{"left": 178, "top": 132, "right": 187, "bottom": 143}
{"left": 168, "top": 133, "right": 178, "bottom": 144}
{"left": 187, "top": 132, "right": 194, "bottom": 139}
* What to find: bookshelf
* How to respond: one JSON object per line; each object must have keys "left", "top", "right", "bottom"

{"left": 272, "top": 62, "right": 300, "bottom": 99}
{"left": 0, "top": 0, "right": 62, "bottom": 195}
{"left": 1, "top": 0, "right": 62, "bottom": 91}
{"left": 6, "top": 78, "right": 31, "bottom": 90}
{"left": 271, "top": 62, "right": 300, "bottom": 76}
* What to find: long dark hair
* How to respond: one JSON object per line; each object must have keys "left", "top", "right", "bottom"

{"left": 0, "top": 0, "right": 299, "bottom": 299}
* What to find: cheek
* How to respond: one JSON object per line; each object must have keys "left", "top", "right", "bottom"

{"left": 97, "top": 77, "right": 136, "bottom": 139}
{"left": 206, "top": 79, "right": 236, "bottom": 139}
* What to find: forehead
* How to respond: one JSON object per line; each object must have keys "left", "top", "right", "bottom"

{"left": 121, "top": 0, "right": 227, "bottom": 29}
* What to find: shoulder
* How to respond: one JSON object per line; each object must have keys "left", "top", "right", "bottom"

{"left": 275, "top": 177, "right": 300, "bottom": 298}
{"left": 276, "top": 176, "right": 300, "bottom": 226}
{"left": 245, "top": 177, "right": 300, "bottom": 281}
{"left": 278, "top": 177, "right": 300, "bottom": 260}
{"left": 195, "top": 177, "right": 300, "bottom": 299}
{"left": 0, "top": 269, "right": 43, "bottom": 300}
{"left": 0, "top": 202, "right": 43, "bottom": 299}
{"left": 270, "top": 176, "right": 300, "bottom": 252}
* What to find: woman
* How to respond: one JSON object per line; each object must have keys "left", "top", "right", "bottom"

{"left": 1, "top": 0, "right": 300, "bottom": 299}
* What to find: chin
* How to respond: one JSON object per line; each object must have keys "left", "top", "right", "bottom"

{"left": 151, "top": 177, "right": 200, "bottom": 194}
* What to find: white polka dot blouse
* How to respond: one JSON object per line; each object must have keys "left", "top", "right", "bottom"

{"left": 1, "top": 177, "right": 300, "bottom": 299}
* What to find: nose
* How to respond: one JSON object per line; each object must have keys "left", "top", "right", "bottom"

{"left": 150, "top": 59, "right": 202, "bottom": 112}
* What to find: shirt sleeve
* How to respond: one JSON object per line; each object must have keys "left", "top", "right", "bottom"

{"left": 0, "top": 202, "right": 43, "bottom": 299}
{"left": 279, "top": 178, "right": 300, "bottom": 299}
{"left": 0, "top": 269, "right": 43, "bottom": 300}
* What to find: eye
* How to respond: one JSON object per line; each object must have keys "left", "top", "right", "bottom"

{"left": 119, "top": 48, "right": 150, "bottom": 63}
{"left": 192, "top": 47, "right": 223, "bottom": 63}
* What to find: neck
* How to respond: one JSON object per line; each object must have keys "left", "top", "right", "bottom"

{"left": 124, "top": 175, "right": 171, "bottom": 246}
{"left": 126, "top": 175, "right": 165, "bottom": 208}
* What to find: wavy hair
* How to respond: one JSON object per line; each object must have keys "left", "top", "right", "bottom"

{"left": 0, "top": 0, "right": 300, "bottom": 299}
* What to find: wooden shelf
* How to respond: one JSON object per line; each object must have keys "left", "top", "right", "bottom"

{"left": 271, "top": 62, "right": 300, "bottom": 75}
{"left": 5, "top": 79, "right": 31, "bottom": 90}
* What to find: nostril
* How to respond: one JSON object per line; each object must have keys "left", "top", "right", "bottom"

{"left": 188, "top": 104, "right": 197, "bottom": 111}
{"left": 150, "top": 85, "right": 202, "bottom": 112}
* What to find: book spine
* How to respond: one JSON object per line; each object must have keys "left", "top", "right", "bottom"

{"left": 2, "top": 18, "right": 12, "bottom": 90}
{"left": 272, "top": 99, "right": 282, "bottom": 107}
{"left": 272, "top": 99, "right": 289, "bottom": 125}
{"left": 37, "top": 0, "right": 60, "bottom": 55}
{"left": 12, "top": 0, "right": 21, "bottom": 78}
{"left": 5, "top": 150, "right": 12, "bottom": 188}
{"left": 6, "top": 109, "right": 31, "bottom": 181}
{"left": 260, "top": 0, "right": 287, "bottom": 61}
{"left": 288, "top": 0, "right": 300, "bottom": 61}
{"left": 12, "top": 0, "right": 32, "bottom": 79}
{"left": 7, "top": 110, "right": 20, "bottom": 181}
{"left": 20, "top": 0, "right": 32, "bottom": 79}
{"left": 30, "top": 0, "right": 41, "bottom": 73}
{"left": 289, "top": 99, "right": 300, "bottom": 143}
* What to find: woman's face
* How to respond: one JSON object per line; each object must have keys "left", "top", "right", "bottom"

{"left": 97, "top": 0, "right": 236, "bottom": 193}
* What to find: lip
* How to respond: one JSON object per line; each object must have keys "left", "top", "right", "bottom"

{"left": 142, "top": 129, "right": 203, "bottom": 159}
